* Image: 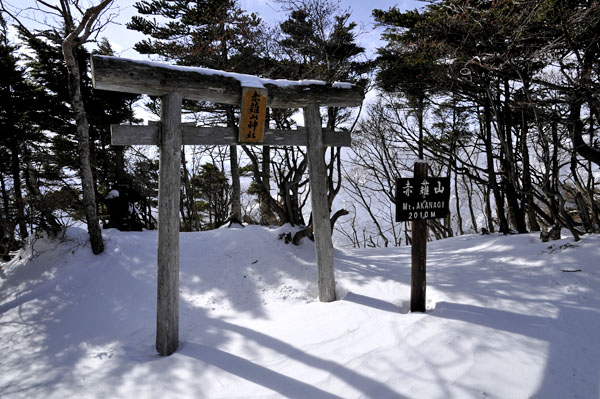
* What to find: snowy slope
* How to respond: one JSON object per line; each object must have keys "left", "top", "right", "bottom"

{"left": 0, "top": 226, "right": 599, "bottom": 399}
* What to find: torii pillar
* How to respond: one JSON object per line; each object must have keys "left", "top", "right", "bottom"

{"left": 304, "top": 103, "right": 335, "bottom": 302}
{"left": 91, "top": 55, "right": 364, "bottom": 356}
{"left": 156, "top": 92, "right": 182, "bottom": 355}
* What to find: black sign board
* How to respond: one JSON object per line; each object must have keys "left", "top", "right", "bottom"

{"left": 395, "top": 177, "right": 450, "bottom": 222}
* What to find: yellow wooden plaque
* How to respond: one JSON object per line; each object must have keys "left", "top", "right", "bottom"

{"left": 239, "top": 87, "right": 267, "bottom": 143}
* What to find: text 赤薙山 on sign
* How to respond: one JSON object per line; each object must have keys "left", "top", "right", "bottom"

{"left": 395, "top": 177, "right": 451, "bottom": 222}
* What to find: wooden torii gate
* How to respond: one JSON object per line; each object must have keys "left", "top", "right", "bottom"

{"left": 91, "top": 56, "right": 364, "bottom": 356}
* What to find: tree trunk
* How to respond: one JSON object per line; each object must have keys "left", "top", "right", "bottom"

{"left": 571, "top": 156, "right": 593, "bottom": 233}
{"left": 24, "top": 154, "right": 62, "bottom": 237}
{"left": 520, "top": 110, "right": 540, "bottom": 231}
{"left": 454, "top": 171, "right": 463, "bottom": 236}
{"left": 10, "top": 143, "right": 28, "bottom": 240}
{"left": 483, "top": 101, "right": 508, "bottom": 234}
{"left": 113, "top": 146, "right": 127, "bottom": 183}
{"left": 484, "top": 184, "right": 494, "bottom": 233}
{"left": 260, "top": 146, "right": 278, "bottom": 225}
{"left": 62, "top": 45, "right": 104, "bottom": 254}
{"left": 549, "top": 119, "right": 581, "bottom": 241}
{"left": 498, "top": 80, "right": 527, "bottom": 233}
{"left": 464, "top": 175, "right": 478, "bottom": 233}
{"left": 449, "top": 115, "right": 461, "bottom": 235}
{"left": 229, "top": 145, "right": 242, "bottom": 221}
{"left": 226, "top": 106, "right": 241, "bottom": 222}
{"left": 0, "top": 171, "right": 15, "bottom": 259}
{"left": 180, "top": 149, "right": 196, "bottom": 231}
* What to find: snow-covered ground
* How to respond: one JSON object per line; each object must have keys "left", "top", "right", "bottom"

{"left": 1, "top": 226, "right": 598, "bottom": 399}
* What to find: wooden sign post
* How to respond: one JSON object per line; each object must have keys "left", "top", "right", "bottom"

{"left": 91, "top": 55, "right": 363, "bottom": 356}
{"left": 395, "top": 161, "right": 450, "bottom": 312}
{"left": 410, "top": 162, "right": 428, "bottom": 313}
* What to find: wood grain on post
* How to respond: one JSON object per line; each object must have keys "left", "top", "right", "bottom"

{"left": 411, "top": 161, "right": 428, "bottom": 312}
{"left": 156, "top": 92, "right": 182, "bottom": 356}
{"left": 304, "top": 104, "right": 336, "bottom": 302}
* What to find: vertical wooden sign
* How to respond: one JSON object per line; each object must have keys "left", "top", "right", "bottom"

{"left": 239, "top": 87, "right": 267, "bottom": 144}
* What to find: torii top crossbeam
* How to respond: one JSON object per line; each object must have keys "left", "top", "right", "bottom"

{"left": 91, "top": 55, "right": 364, "bottom": 108}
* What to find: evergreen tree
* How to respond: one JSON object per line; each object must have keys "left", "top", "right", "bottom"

{"left": 0, "top": 19, "right": 30, "bottom": 256}
{"left": 0, "top": 27, "right": 31, "bottom": 242}
{"left": 128, "top": 0, "right": 266, "bottom": 225}
{"left": 21, "top": 29, "right": 141, "bottom": 231}
{"left": 194, "top": 163, "right": 231, "bottom": 229}
{"left": 2, "top": 0, "right": 117, "bottom": 254}
{"left": 0, "top": 18, "right": 63, "bottom": 257}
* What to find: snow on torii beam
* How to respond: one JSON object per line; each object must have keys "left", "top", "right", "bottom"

{"left": 91, "top": 55, "right": 364, "bottom": 109}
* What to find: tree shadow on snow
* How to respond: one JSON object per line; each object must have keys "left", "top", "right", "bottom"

{"left": 342, "top": 292, "right": 400, "bottom": 313}
{"left": 431, "top": 302, "right": 600, "bottom": 399}
{"left": 181, "top": 317, "right": 408, "bottom": 399}
{"left": 180, "top": 342, "right": 344, "bottom": 399}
